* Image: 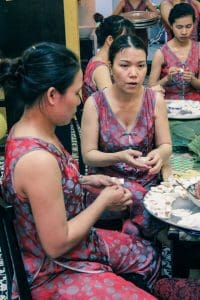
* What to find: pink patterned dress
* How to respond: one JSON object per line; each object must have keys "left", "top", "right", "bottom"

{"left": 82, "top": 59, "right": 109, "bottom": 103}
{"left": 160, "top": 41, "right": 200, "bottom": 100}
{"left": 2, "top": 131, "right": 160, "bottom": 299}
{"left": 86, "top": 88, "right": 165, "bottom": 238}
{"left": 163, "top": 0, "right": 200, "bottom": 42}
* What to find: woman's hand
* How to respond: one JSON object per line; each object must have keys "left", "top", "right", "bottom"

{"left": 183, "top": 68, "right": 193, "bottom": 83}
{"left": 119, "top": 149, "right": 150, "bottom": 170}
{"left": 146, "top": 149, "right": 163, "bottom": 175}
{"left": 167, "top": 66, "right": 180, "bottom": 81}
{"left": 99, "top": 185, "right": 132, "bottom": 211}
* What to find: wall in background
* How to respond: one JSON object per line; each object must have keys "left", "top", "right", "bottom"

{"left": 96, "top": 0, "right": 112, "bottom": 16}
{"left": 78, "top": 0, "right": 117, "bottom": 26}
{"left": 78, "top": 0, "right": 96, "bottom": 26}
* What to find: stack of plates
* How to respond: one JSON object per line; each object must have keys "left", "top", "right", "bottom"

{"left": 121, "top": 11, "right": 159, "bottom": 28}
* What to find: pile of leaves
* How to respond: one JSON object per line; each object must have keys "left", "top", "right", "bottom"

{"left": 169, "top": 120, "right": 200, "bottom": 161}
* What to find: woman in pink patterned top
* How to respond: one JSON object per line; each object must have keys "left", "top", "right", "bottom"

{"left": 113, "top": 0, "right": 158, "bottom": 49}
{"left": 82, "top": 13, "right": 135, "bottom": 103}
{"left": 160, "top": 0, "right": 200, "bottom": 42}
{"left": 149, "top": 3, "right": 200, "bottom": 100}
{"left": 0, "top": 42, "right": 160, "bottom": 299}
{"left": 81, "top": 35, "right": 172, "bottom": 238}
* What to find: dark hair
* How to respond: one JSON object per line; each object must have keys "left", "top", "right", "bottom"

{"left": 93, "top": 13, "right": 135, "bottom": 47}
{"left": 168, "top": 3, "right": 196, "bottom": 25}
{"left": 109, "top": 34, "right": 147, "bottom": 65}
{"left": 0, "top": 42, "right": 80, "bottom": 108}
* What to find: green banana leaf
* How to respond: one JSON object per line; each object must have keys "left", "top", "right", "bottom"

{"left": 169, "top": 120, "right": 200, "bottom": 161}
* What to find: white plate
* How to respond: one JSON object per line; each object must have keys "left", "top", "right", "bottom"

{"left": 166, "top": 100, "right": 200, "bottom": 119}
{"left": 144, "top": 181, "right": 200, "bottom": 232}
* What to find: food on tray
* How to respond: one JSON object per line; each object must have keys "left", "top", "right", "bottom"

{"left": 144, "top": 192, "right": 173, "bottom": 219}
{"left": 172, "top": 208, "right": 193, "bottom": 217}
{"left": 144, "top": 176, "right": 200, "bottom": 230}
{"left": 177, "top": 213, "right": 200, "bottom": 229}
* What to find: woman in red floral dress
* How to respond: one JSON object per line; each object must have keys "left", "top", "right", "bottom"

{"left": 81, "top": 35, "right": 172, "bottom": 238}
{"left": 113, "top": 0, "right": 158, "bottom": 49}
{"left": 149, "top": 3, "right": 200, "bottom": 100}
{"left": 82, "top": 14, "right": 135, "bottom": 103}
{"left": 0, "top": 42, "right": 160, "bottom": 299}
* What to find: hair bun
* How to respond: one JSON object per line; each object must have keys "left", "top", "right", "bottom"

{"left": 14, "top": 58, "right": 25, "bottom": 78}
{"left": 93, "top": 13, "right": 104, "bottom": 24}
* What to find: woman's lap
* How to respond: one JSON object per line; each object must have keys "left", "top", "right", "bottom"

{"left": 96, "top": 228, "right": 160, "bottom": 287}
{"left": 31, "top": 271, "right": 157, "bottom": 300}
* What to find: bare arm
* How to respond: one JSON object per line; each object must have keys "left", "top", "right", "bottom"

{"left": 183, "top": 44, "right": 200, "bottom": 89}
{"left": 161, "top": 161, "right": 173, "bottom": 181}
{"left": 113, "top": 0, "right": 125, "bottom": 15}
{"left": 192, "top": 0, "right": 200, "bottom": 12}
{"left": 93, "top": 64, "right": 112, "bottom": 91}
{"left": 146, "top": 92, "right": 172, "bottom": 175}
{"left": 149, "top": 49, "right": 169, "bottom": 87}
{"left": 160, "top": 0, "right": 172, "bottom": 28}
{"left": 145, "top": 0, "right": 158, "bottom": 13}
{"left": 190, "top": 74, "right": 200, "bottom": 89}
{"left": 81, "top": 96, "right": 150, "bottom": 169}
{"left": 190, "top": 48, "right": 200, "bottom": 88}
{"left": 155, "top": 92, "right": 172, "bottom": 151}
{"left": 14, "top": 150, "right": 132, "bottom": 258}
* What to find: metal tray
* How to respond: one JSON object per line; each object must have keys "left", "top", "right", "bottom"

{"left": 144, "top": 188, "right": 200, "bottom": 233}
{"left": 133, "top": 19, "right": 158, "bottom": 28}
{"left": 121, "top": 11, "right": 158, "bottom": 23}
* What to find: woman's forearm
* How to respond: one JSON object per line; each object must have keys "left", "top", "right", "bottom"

{"left": 149, "top": 73, "right": 169, "bottom": 88}
{"left": 83, "top": 149, "right": 122, "bottom": 167}
{"left": 50, "top": 193, "right": 109, "bottom": 258}
{"left": 157, "top": 143, "right": 172, "bottom": 163}
{"left": 158, "top": 75, "right": 170, "bottom": 87}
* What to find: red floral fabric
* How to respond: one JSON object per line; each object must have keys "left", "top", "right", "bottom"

{"left": 3, "top": 132, "right": 160, "bottom": 299}
{"left": 86, "top": 88, "right": 165, "bottom": 238}
{"left": 82, "top": 59, "right": 108, "bottom": 103}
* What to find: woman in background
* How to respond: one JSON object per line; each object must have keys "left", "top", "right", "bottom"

{"left": 149, "top": 3, "right": 200, "bottom": 100}
{"left": 81, "top": 34, "right": 172, "bottom": 238}
{"left": 160, "top": 0, "right": 200, "bottom": 41}
{"left": 82, "top": 13, "right": 135, "bottom": 103}
{"left": 113, "top": 0, "right": 158, "bottom": 49}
